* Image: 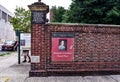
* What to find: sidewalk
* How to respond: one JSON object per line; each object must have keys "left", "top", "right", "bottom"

{"left": 0, "top": 52, "right": 30, "bottom": 82}
{"left": 0, "top": 52, "right": 120, "bottom": 82}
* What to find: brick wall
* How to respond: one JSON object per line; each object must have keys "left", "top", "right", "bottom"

{"left": 30, "top": 23, "right": 120, "bottom": 76}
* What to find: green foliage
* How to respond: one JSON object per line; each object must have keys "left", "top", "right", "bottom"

{"left": 0, "top": 54, "right": 5, "bottom": 56}
{"left": 51, "top": 6, "right": 66, "bottom": 22}
{"left": 63, "top": 0, "right": 120, "bottom": 25}
{"left": 10, "top": 7, "right": 31, "bottom": 32}
{"left": 0, "top": 52, "right": 12, "bottom": 56}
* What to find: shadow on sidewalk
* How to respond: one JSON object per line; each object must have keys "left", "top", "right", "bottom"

{"left": 0, "top": 63, "right": 30, "bottom": 76}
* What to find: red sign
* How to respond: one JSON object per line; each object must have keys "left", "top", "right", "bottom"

{"left": 52, "top": 33, "right": 74, "bottom": 61}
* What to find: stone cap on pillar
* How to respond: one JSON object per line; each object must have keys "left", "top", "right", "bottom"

{"left": 28, "top": 0, "right": 49, "bottom": 13}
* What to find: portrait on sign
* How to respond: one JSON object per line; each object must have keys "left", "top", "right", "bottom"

{"left": 58, "top": 40, "right": 67, "bottom": 51}
{"left": 21, "top": 40, "right": 25, "bottom": 46}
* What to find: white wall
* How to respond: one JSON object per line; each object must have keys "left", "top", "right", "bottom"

{"left": 0, "top": 19, "right": 16, "bottom": 43}
{"left": 0, "top": 5, "right": 15, "bottom": 43}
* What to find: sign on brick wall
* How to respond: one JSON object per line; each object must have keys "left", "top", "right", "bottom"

{"left": 31, "top": 11, "right": 46, "bottom": 24}
{"left": 52, "top": 32, "right": 74, "bottom": 61}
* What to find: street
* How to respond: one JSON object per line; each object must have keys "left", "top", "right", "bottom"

{"left": 0, "top": 50, "right": 10, "bottom": 55}
{"left": 0, "top": 43, "right": 2, "bottom": 51}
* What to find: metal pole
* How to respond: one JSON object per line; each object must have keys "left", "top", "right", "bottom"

{"left": 38, "top": 0, "right": 41, "bottom": 2}
{"left": 18, "top": 30, "right": 21, "bottom": 64}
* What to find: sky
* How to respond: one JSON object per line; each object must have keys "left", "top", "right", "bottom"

{"left": 0, "top": 0, "right": 72, "bottom": 13}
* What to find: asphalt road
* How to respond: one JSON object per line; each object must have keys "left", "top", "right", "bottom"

{"left": 0, "top": 44, "right": 2, "bottom": 51}
{"left": 0, "top": 51, "right": 6, "bottom": 54}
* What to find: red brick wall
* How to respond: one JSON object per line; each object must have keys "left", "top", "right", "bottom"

{"left": 30, "top": 23, "right": 120, "bottom": 76}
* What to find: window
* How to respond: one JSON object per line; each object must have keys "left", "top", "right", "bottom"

{"left": 8, "top": 15, "right": 11, "bottom": 22}
{"left": 2, "top": 11, "right": 7, "bottom": 22}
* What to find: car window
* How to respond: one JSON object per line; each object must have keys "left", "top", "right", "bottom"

{"left": 4, "top": 40, "right": 15, "bottom": 45}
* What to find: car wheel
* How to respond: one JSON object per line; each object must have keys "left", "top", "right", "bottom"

{"left": 2, "top": 49, "right": 4, "bottom": 51}
{"left": 15, "top": 47, "right": 17, "bottom": 51}
{"left": 12, "top": 47, "right": 16, "bottom": 51}
{"left": 11, "top": 47, "right": 14, "bottom": 51}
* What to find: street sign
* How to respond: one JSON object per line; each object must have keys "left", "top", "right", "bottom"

{"left": 20, "top": 33, "right": 31, "bottom": 50}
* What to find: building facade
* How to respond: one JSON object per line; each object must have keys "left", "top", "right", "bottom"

{"left": 0, "top": 4, "right": 15, "bottom": 43}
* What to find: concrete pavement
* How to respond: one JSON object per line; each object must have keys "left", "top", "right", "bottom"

{"left": 0, "top": 52, "right": 30, "bottom": 82}
{"left": 0, "top": 52, "right": 120, "bottom": 82}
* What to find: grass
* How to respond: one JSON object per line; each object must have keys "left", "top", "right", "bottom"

{"left": 0, "top": 54, "right": 5, "bottom": 56}
{"left": 0, "top": 52, "right": 12, "bottom": 56}
{"left": 6, "top": 52, "right": 12, "bottom": 55}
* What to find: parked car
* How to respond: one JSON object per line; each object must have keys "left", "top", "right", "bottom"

{"left": 1, "top": 40, "right": 18, "bottom": 51}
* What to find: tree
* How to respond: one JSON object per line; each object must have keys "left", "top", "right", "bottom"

{"left": 10, "top": 7, "right": 31, "bottom": 32}
{"left": 63, "top": 0, "right": 120, "bottom": 25}
{"left": 51, "top": 6, "right": 66, "bottom": 22}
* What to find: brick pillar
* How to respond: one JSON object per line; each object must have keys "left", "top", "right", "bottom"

{"left": 28, "top": 0, "right": 49, "bottom": 77}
